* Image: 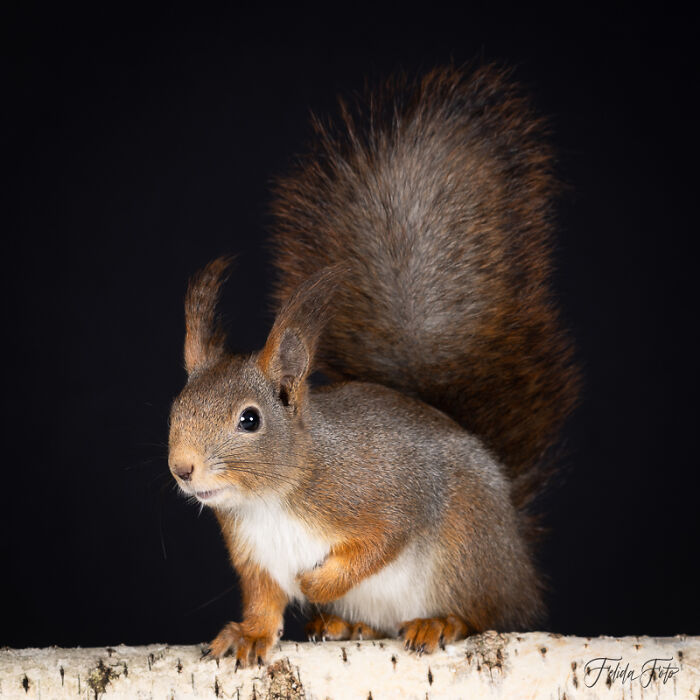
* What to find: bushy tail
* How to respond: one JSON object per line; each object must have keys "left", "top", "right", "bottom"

{"left": 269, "top": 64, "right": 579, "bottom": 516}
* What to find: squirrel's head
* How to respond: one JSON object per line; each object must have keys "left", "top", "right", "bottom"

{"left": 168, "top": 258, "right": 338, "bottom": 509}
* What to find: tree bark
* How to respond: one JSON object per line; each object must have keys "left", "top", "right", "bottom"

{"left": 1, "top": 632, "right": 698, "bottom": 699}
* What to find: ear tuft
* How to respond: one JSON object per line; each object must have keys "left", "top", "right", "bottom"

{"left": 258, "top": 265, "right": 345, "bottom": 408}
{"left": 184, "top": 256, "right": 233, "bottom": 374}
{"left": 278, "top": 329, "right": 310, "bottom": 382}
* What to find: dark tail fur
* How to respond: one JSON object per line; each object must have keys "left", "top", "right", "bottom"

{"left": 269, "top": 64, "right": 579, "bottom": 517}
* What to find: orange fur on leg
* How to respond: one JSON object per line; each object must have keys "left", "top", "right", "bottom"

{"left": 298, "top": 537, "right": 399, "bottom": 604}
{"left": 209, "top": 561, "right": 287, "bottom": 666}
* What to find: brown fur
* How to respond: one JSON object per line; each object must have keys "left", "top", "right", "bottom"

{"left": 170, "top": 264, "right": 545, "bottom": 663}
{"left": 269, "top": 64, "right": 579, "bottom": 514}
{"left": 184, "top": 257, "right": 231, "bottom": 374}
{"left": 168, "top": 65, "right": 578, "bottom": 664}
{"left": 258, "top": 265, "right": 345, "bottom": 411}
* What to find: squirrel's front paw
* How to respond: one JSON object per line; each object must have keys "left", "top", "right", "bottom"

{"left": 298, "top": 569, "right": 332, "bottom": 603}
{"left": 208, "top": 621, "right": 280, "bottom": 667}
{"left": 298, "top": 563, "right": 350, "bottom": 604}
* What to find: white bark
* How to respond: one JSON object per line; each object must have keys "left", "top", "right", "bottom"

{"left": 1, "top": 632, "right": 698, "bottom": 699}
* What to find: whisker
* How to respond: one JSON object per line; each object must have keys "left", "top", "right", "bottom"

{"left": 124, "top": 457, "right": 167, "bottom": 472}
{"left": 148, "top": 471, "right": 172, "bottom": 488}
{"left": 184, "top": 584, "right": 238, "bottom": 616}
{"left": 215, "top": 467, "right": 300, "bottom": 488}
{"left": 156, "top": 483, "right": 168, "bottom": 560}
{"left": 220, "top": 463, "right": 306, "bottom": 482}
{"left": 212, "top": 455, "right": 314, "bottom": 471}
{"left": 211, "top": 445, "right": 313, "bottom": 462}
{"left": 210, "top": 458, "right": 313, "bottom": 478}
{"left": 218, "top": 470, "right": 302, "bottom": 492}
{"left": 212, "top": 458, "right": 311, "bottom": 469}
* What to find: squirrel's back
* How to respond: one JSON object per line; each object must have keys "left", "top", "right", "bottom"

{"left": 270, "top": 65, "right": 579, "bottom": 514}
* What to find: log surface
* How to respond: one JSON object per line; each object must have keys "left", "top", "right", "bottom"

{"left": 1, "top": 632, "right": 698, "bottom": 699}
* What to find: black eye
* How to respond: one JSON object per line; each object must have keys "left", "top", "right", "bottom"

{"left": 239, "top": 407, "right": 261, "bottom": 432}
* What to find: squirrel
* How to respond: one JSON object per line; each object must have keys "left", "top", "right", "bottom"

{"left": 168, "top": 64, "right": 579, "bottom": 666}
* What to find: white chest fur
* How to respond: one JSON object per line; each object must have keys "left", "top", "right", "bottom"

{"left": 331, "top": 541, "right": 438, "bottom": 634}
{"left": 228, "top": 499, "right": 437, "bottom": 633}
{"left": 233, "top": 499, "right": 330, "bottom": 600}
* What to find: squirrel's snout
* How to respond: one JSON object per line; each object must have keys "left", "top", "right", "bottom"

{"left": 172, "top": 462, "right": 194, "bottom": 481}
{"left": 169, "top": 448, "right": 201, "bottom": 483}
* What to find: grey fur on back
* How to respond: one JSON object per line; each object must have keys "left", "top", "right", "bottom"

{"left": 270, "top": 64, "right": 579, "bottom": 515}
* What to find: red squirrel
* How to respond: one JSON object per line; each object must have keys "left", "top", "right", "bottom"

{"left": 168, "top": 65, "right": 579, "bottom": 666}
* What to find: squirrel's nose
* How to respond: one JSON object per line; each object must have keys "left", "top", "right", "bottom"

{"left": 172, "top": 462, "right": 194, "bottom": 481}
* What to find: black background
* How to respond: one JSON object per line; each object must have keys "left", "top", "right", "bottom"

{"left": 4, "top": 4, "right": 698, "bottom": 648}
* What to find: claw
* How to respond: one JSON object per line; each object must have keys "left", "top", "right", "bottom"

{"left": 398, "top": 616, "right": 469, "bottom": 655}
{"left": 200, "top": 647, "right": 212, "bottom": 660}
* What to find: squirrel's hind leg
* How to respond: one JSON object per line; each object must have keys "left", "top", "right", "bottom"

{"left": 399, "top": 615, "right": 469, "bottom": 654}
{"left": 306, "top": 614, "right": 381, "bottom": 642}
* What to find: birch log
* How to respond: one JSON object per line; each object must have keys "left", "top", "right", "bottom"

{"left": 1, "top": 632, "right": 698, "bottom": 699}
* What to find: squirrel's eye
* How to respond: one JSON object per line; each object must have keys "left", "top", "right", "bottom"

{"left": 239, "top": 407, "right": 261, "bottom": 432}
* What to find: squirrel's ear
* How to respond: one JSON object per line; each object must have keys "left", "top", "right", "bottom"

{"left": 184, "top": 257, "right": 232, "bottom": 375}
{"left": 258, "top": 266, "right": 343, "bottom": 409}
